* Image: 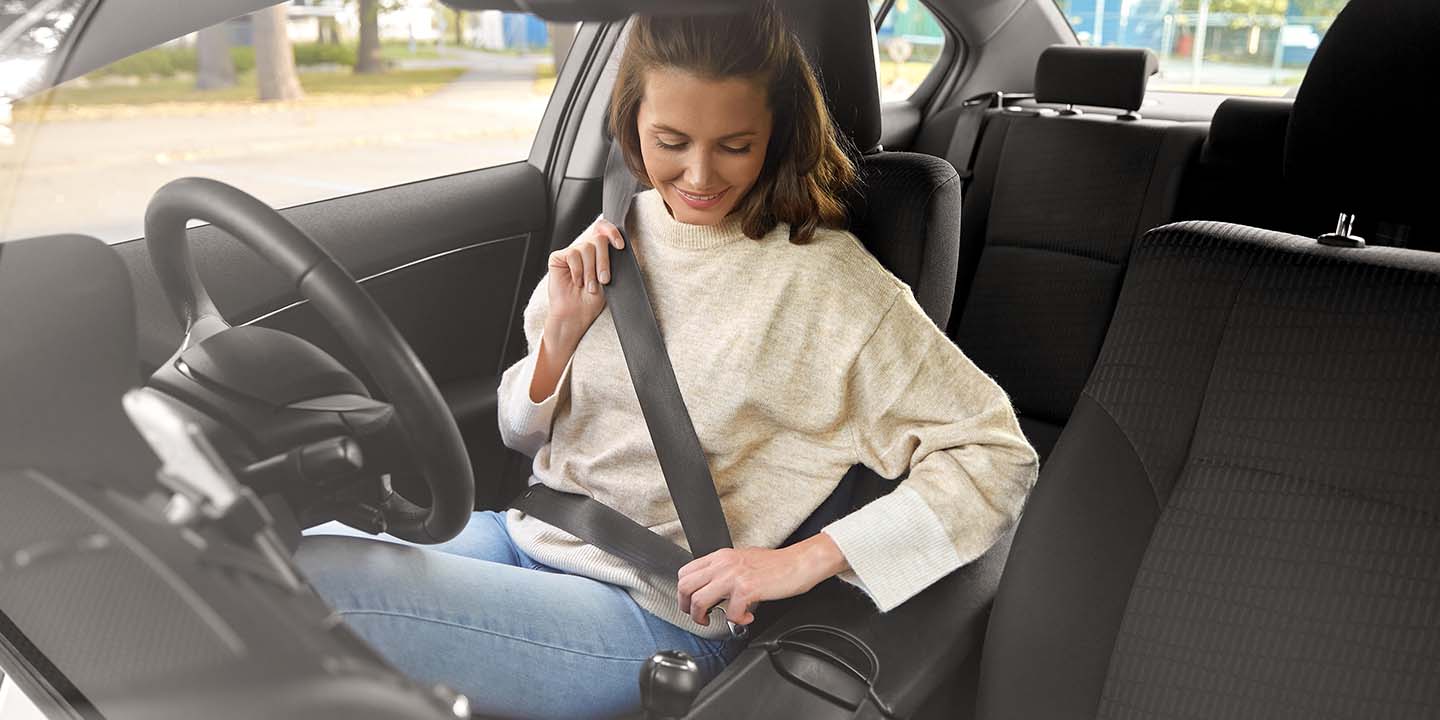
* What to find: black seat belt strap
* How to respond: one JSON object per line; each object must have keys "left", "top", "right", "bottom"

{"left": 511, "top": 484, "right": 692, "bottom": 578}
{"left": 594, "top": 142, "right": 735, "bottom": 561}
{"left": 509, "top": 141, "right": 745, "bottom": 637}
{"left": 945, "top": 91, "right": 1008, "bottom": 184}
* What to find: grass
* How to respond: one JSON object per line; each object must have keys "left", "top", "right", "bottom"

{"left": 16, "top": 67, "right": 466, "bottom": 117}
{"left": 379, "top": 40, "right": 444, "bottom": 61}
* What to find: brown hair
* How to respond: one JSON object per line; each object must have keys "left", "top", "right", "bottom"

{"left": 608, "top": 3, "right": 857, "bottom": 244}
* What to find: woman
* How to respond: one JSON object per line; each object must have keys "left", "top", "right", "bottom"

{"left": 298, "top": 5, "right": 1038, "bottom": 718}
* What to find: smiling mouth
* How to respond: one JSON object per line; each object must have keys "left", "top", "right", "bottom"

{"left": 673, "top": 186, "right": 728, "bottom": 203}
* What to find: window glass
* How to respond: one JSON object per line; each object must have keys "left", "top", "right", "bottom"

{"left": 1051, "top": 0, "right": 1350, "bottom": 97}
{"left": 871, "top": 0, "right": 949, "bottom": 103}
{"left": 0, "top": 2, "right": 569, "bottom": 244}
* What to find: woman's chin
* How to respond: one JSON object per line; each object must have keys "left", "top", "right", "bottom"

{"left": 664, "top": 191, "right": 738, "bottom": 226}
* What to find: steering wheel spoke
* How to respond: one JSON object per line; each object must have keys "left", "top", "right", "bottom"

{"left": 144, "top": 177, "right": 475, "bottom": 544}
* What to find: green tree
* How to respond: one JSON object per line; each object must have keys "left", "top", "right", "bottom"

{"left": 1179, "top": 0, "right": 1286, "bottom": 15}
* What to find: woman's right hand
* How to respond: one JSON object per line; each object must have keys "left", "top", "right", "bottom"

{"left": 544, "top": 217, "right": 626, "bottom": 346}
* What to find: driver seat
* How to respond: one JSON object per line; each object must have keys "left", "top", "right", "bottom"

{"left": 976, "top": 1, "right": 1440, "bottom": 717}
{"left": 677, "top": 2, "right": 1004, "bottom": 718}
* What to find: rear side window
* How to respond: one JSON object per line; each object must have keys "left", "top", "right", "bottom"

{"left": 871, "top": 0, "right": 950, "bottom": 103}
{"left": 1051, "top": 0, "right": 1349, "bottom": 97}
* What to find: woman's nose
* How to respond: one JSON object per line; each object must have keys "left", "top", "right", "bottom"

{"left": 684, "top": 152, "right": 713, "bottom": 189}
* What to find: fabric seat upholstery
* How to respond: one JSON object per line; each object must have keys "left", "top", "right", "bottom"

{"left": 976, "top": 1, "right": 1440, "bottom": 716}
{"left": 930, "top": 48, "right": 1205, "bottom": 460}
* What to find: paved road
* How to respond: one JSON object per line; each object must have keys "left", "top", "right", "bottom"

{"left": 0, "top": 49, "right": 552, "bottom": 243}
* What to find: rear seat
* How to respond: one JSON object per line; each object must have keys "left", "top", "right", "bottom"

{"left": 1180, "top": 97, "right": 1437, "bottom": 252}
{"left": 915, "top": 46, "right": 1205, "bottom": 460}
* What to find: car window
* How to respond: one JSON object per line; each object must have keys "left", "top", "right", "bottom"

{"left": 870, "top": 0, "right": 949, "bottom": 103}
{"left": 1051, "top": 0, "right": 1349, "bottom": 97}
{"left": 0, "top": 2, "right": 571, "bottom": 244}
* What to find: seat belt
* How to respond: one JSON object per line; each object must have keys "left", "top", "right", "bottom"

{"left": 511, "top": 140, "right": 746, "bottom": 637}
{"left": 945, "top": 91, "right": 1018, "bottom": 186}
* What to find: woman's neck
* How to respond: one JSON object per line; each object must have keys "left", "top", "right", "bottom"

{"left": 640, "top": 190, "right": 748, "bottom": 250}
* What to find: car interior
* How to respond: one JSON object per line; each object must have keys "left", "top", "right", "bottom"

{"left": 0, "top": 0, "right": 1436, "bottom": 718}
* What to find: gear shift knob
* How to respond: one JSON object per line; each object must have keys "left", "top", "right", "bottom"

{"left": 639, "top": 650, "right": 703, "bottom": 719}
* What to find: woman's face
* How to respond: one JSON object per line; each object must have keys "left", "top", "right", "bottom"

{"left": 637, "top": 68, "right": 773, "bottom": 226}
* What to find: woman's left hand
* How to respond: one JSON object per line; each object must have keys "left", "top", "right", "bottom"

{"left": 677, "top": 533, "right": 850, "bottom": 627}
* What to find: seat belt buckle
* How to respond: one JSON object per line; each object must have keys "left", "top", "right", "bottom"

{"left": 727, "top": 619, "right": 749, "bottom": 640}
{"left": 711, "top": 602, "right": 749, "bottom": 640}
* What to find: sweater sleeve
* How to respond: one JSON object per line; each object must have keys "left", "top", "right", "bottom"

{"left": 820, "top": 289, "right": 1039, "bottom": 612}
{"left": 496, "top": 275, "right": 574, "bottom": 458}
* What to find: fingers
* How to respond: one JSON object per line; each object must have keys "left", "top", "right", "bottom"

{"left": 676, "top": 563, "right": 718, "bottom": 615}
{"left": 726, "top": 593, "right": 755, "bottom": 626}
{"left": 689, "top": 582, "right": 727, "bottom": 626}
{"left": 578, "top": 242, "right": 597, "bottom": 294}
{"left": 564, "top": 248, "right": 582, "bottom": 289}
{"left": 590, "top": 220, "right": 621, "bottom": 286}
{"left": 595, "top": 218, "right": 625, "bottom": 250}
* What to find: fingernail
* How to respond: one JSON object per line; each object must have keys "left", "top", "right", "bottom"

{"left": 587, "top": 280, "right": 596, "bottom": 294}
{"left": 599, "top": 270, "right": 610, "bottom": 284}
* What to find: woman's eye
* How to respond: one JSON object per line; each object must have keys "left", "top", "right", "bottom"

{"left": 655, "top": 139, "right": 687, "bottom": 151}
{"left": 721, "top": 145, "right": 752, "bottom": 155}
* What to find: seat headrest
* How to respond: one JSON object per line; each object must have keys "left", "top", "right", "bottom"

{"left": 1202, "top": 98, "right": 1291, "bottom": 172}
{"left": 1284, "top": 0, "right": 1440, "bottom": 222}
{"left": 775, "top": 0, "right": 882, "bottom": 153}
{"left": 1034, "top": 46, "right": 1158, "bottom": 112}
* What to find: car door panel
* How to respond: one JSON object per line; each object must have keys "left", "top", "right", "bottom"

{"left": 114, "top": 161, "right": 550, "bottom": 509}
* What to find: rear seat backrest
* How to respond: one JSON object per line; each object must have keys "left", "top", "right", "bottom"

{"left": 936, "top": 47, "right": 1204, "bottom": 459}
{"left": 1173, "top": 98, "right": 1329, "bottom": 236}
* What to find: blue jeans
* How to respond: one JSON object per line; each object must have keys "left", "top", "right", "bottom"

{"left": 296, "top": 511, "right": 744, "bottom": 719}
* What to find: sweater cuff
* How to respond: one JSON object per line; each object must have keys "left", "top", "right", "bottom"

{"left": 820, "top": 484, "right": 963, "bottom": 612}
{"left": 498, "top": 351, "right": 573, "bottom": 456}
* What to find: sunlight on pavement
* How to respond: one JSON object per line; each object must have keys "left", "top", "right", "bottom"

{"left": 0, "top": 50, "right": 552, "bottom": 244}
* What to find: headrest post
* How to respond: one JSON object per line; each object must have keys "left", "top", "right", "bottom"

{"left": 1119, "top": 110, "right": 1141, "bottom": 121}
{"left": 1318, "top": 213, "right": 1365, "bottom": 248}
{"left": 1059, "top": 103, "right": 1081, "bottom": 117}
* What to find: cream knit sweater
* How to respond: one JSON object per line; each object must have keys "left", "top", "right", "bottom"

{"left": 498, "top": 190, "right": 1038, "bottom": 640}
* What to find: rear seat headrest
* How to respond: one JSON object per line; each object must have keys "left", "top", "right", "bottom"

{"left": 776, "top": 0, "right": 882, "bottom": 153}
{"left": 1285, "top": 0, "right": 1438, "bottom": 222}
{"left": 1033, "top": 46, "right": 1158, "bottom": 112}
{"left": 1202, "top": 98, "right": 1291, "bottom": 172}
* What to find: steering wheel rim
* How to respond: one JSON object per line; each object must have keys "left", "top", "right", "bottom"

{"left": 143, "top": 176, "right": 474, "bottom": 543}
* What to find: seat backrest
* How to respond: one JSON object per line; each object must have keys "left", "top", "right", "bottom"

{"left": 977, "top": 1, "right": 1440, "bottom": 716}
{"left": 932, "top": 47, "right": 1205, "bottom": 459}
{"left": 777, "top": 0, "right": 961, "bottom": 330}
{"left": 771, "top": 0, "right": 962, "bottom": 539}
{"left": 1173, "top": 98, "right": 1329, "bottom": 237}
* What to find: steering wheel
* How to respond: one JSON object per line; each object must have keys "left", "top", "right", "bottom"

{"left": 143, "top": 177, "right": 474, "bottom": 543}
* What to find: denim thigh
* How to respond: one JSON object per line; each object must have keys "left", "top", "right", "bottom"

{"left": 297, "top": 511, "right": 740, "bottom": 719}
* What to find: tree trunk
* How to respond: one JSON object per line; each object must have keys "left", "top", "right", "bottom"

{"left": 549, "top": 22, "right": 576, "bottom": 70}
{"left": 454, "top": 11, "right": 464, "bottom": 46}
{"left": 196, "top": 24, "right": 236, "bottom": 90}
{"left": 253, "top": 4, "right": 304, "bottom": 102}
{"left": 356, "top": 0, "right": 384, "bottom": 75}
